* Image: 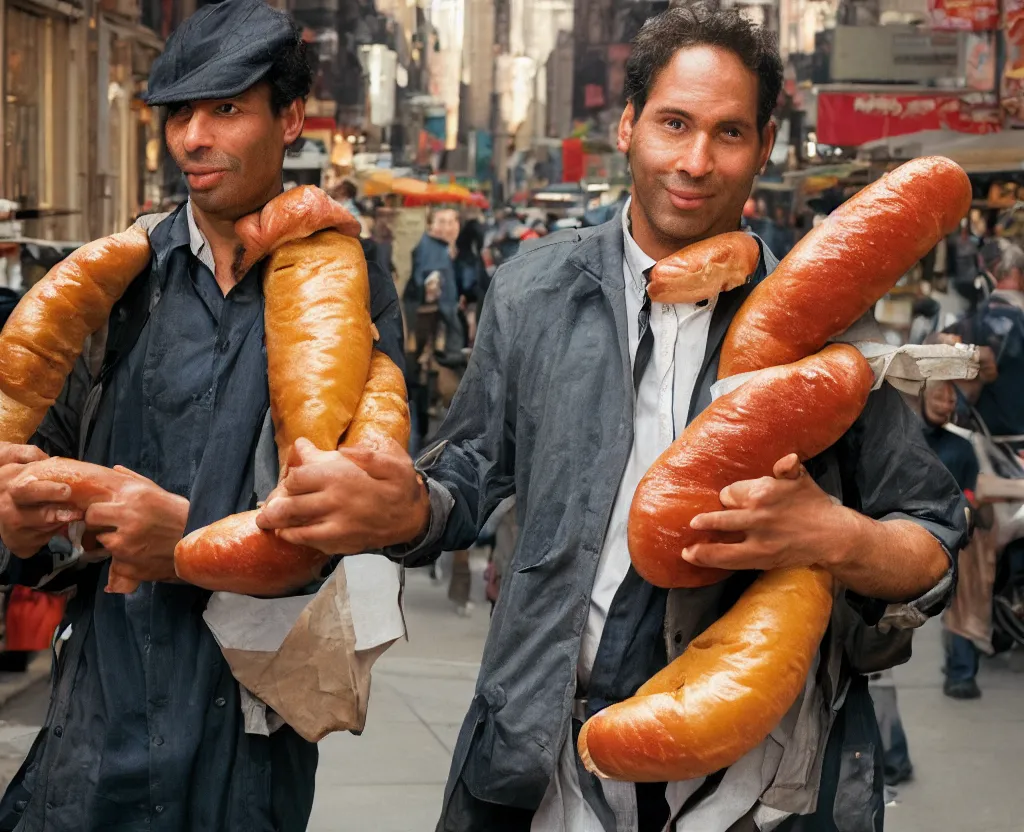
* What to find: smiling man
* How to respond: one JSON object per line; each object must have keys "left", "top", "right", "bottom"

{"left": 0, "top": 0, "right": 403, "bottom": 829}
{"left": 252, "top": 6, "right": 967, "bottom": 831}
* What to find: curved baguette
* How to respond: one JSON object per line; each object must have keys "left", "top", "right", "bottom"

{"left": 578, "top": 567, "right": 834, "bottom": 782}
{"left": 174, "top": 511, "right": 329, "bottom": 597}
{"left": 603, "top": 158, "right": 973, "bottom": 784}
{"left": 719, "top": 156, "right": 971, "bottom": 378}
{"left": 0, "top": 226, "right": 151, "bottom": 436}
{"left": 174, "top": 355, "right": 410, "bottom": 594}
{"left": 648, "top": 232, "right": 759, "bottom": 305}
{"left": 628, "top": 344, "right": 874, "bottom": 589}
{"left": 264, "top": 230, "right": 373, "bottom": 465}
{"left": 339, "top": 351, "right": 411, "bottom": 451}
{"left": 234, "top": 186, "right": 361, "bottom": 276}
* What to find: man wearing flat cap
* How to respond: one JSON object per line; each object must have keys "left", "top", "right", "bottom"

{"left": 0, "top": 0, "right": 403, "bottom": 829}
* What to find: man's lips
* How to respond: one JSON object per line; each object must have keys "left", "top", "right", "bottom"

{"left": 666, "top": 189, "right": 712, "bottom": 210}
{"left": 184, "top": 169, "right": 228, "bottom": 189}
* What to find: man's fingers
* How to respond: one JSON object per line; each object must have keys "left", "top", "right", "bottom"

{"left": 689, "top": 509, "right": 756, "bottom": 533}
{"left": 772, "top": 454, "right": 803, "bottom": 480}
{"left": 719, "top": 478, "right": 758, "bottom": 509}
{"left": 84, "top": 502, "right": 122, "bottom": 530}
{"left": 112, "top": 465, "right": 151, "bottom": 483}
{"left": 9, "top": 478, "right": 73, "bottom": 506}
{"left": 256, "top": 493, "right": 335, "bottom": 530}
{"left": 280, "top": 457, "right": 358, "bottom": 496}
{"left": 9, "top": 518, "right": 66, "bottom": 538}
{"left": 682, "top": 541, "right": 756, "bottom": 569}
{"left": 278, "top": 522, "right": 351, "bottom": 555}
{"left": 0, "top": 444, "right": 48, "bottom": 467}
{"left": 721, "top": 474, "right": 794, "bottom": 509}
{"left": 339, "top": 444, "right": 410, "bottom": 480}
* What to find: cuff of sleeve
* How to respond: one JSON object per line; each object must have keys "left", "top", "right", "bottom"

{"left": 851, "top": 511, "right": 959, "bottom": 630}
{"left": 384, "top": 477, "right": 455, "bottom": 561}
{"left": 877, "top": 567, "right": 954, "bottom": 630}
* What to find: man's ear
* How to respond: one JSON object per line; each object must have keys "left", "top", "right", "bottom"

{"left": 617, "top": 103, "right": 636, "bottom": 155}
{"left": 757, "top": 119, "right": 777, "bottom": 174}
{"left": 282, "top": 98, "right": 306, "bottom": 146}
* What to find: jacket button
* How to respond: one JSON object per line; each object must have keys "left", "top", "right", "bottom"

{"left": 152, "top": 735, "right": 164, "bottom": 746}
{"left": 53, "top": 726, "right": 63, "bottom": 738}
{"left": 214, "top": 697, "right": 226, "bottom": 707}
{"left": 155, "top": 805, "right": 164, "bottom": 814}
{"left": 14, "top": 800, "right": 26, "bottom": 812}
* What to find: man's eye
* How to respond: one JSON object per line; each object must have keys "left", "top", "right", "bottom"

{"left": 724, "top": 128, "right": 743, "bottom": 139}
{"left": 666, "top": 119, "right": 684, "bottom": 130}
{"left": 217, "top": 104, "right": 239, "bottom": 115}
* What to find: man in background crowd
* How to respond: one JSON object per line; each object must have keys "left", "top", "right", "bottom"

{"left": 334, "top": 178, "right": 362, "bottom": 218}
{"left": 945, "top": 245, "right": 1024, "bottom": 446}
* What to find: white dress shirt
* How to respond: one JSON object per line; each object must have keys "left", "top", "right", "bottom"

{"left": 576, "top": 204, "right": 717, "bottom": 689}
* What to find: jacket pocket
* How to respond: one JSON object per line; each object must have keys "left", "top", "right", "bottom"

{"left": 832, "top": 744, "right": 882, "bottom": 832}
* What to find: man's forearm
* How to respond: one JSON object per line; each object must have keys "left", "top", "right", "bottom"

{"left": 823, "top": 509, "right": 950, "bottom": 601}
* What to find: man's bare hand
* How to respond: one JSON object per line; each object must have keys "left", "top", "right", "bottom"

{"left": 0, "top": 442, "right": 81, "bottom": 558}
{"left": 83, "top": 465, "right": 189, "bottom": 583}
{"left": 255, "top": 437, "right": 431, "bottom": 555}
{"left": 977, "top": 346, "right": 998, "bottom": 384}
{"left": 684, "top": 454, "right": 858, "bottom": 572}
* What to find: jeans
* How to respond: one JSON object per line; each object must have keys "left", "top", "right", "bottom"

{"left": 945, "top": 633, "right": 980, "bottom": 683}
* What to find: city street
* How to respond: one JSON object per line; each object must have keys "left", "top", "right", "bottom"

{"left": 0, "top": 558, "right": 1022, "bottom": 830}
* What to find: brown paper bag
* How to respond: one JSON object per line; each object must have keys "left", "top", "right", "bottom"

{"left": 203, "top": 554, "right": 405, "bottom": 742}
{"left": 943, "top": 528, "right": 998, "bottom": 655}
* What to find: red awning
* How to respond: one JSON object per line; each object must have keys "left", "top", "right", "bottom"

{"left": 816, "top": 91, "right": 1002, "bottom": 146}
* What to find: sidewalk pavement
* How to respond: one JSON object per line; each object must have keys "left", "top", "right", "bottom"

{"left": 310, "top": 561, "right": 1024, "bottom": 832}
{"left": 0, "top": 558, "right": 1021, "bottom": 830}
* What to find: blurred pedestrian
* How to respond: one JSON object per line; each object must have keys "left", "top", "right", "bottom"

{"left": 334, "top": 178, "right": 362, "bottom": 218}
{"left": 947, "top": 219, "right": 988, "bottom": 312}
{"left": 404, "top": 208, "right": 464, "bottom": 455}
{"left": 944, "top": 245, "right": 1024, "bottom": 447}
{"left": 454, "top": 211, "right": 487, "bottom": 344}
{"left": 919, "top": 380, "right": 986, "bottom": 699}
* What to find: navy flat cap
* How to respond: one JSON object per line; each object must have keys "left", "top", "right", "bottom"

{"left": 143, "top": 0, "right": 297, "bottom": 106}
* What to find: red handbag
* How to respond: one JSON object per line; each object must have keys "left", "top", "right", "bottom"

{"left": 5, "top": 586, "right": 66, "bottom": 652}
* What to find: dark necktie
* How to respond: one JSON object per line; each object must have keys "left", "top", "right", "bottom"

{"left": 633, "top": 268, "right": 654, "bottom": 394}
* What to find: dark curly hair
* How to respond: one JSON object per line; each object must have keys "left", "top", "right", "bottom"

{"left": 624, "top": 4, "right": 783, "bottom": 133}
{"left": 265, "top": 23, "right": 314, "bottom": 115}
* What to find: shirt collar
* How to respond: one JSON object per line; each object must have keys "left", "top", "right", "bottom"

{"left": 621, "top": 197, "right": 655, "bottom": 302}
{"left": 186, "top": 199, "right": 217, "bottom": 273}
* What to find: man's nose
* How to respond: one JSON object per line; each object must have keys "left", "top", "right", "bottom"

{"left": 182, "top": 110, "right": 213, "bottom": 154}
{"left": 674, "top": 132, "right": 714, "bottom": 180}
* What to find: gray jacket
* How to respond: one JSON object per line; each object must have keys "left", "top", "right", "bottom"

{"left": 402, "top": 219, "right": 967, "bottom": 831}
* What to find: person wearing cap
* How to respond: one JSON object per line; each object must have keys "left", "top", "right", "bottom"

{"left": 0, "top": 0, "right": 403, "bottom": 829}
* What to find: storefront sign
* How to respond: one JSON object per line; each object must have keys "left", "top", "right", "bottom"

{"left": 816, "top": 92, "right": 1002, "bottom": 146}
{"left": 1003, "top": 0, "right": 1024, "bottom": 126}
{"left": 928, "top": 0, "right": 1000, "bottom": 31}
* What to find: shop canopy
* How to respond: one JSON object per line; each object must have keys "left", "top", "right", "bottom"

{"left": 358, "top": 169, "right": 487, "bottom": 207}
{"left": 856, "top": 129, "right": 1024, "bottom": 173}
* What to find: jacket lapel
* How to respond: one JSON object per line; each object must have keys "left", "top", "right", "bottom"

{"left": 569, "top": 219, "right": 633, "bottom": 416}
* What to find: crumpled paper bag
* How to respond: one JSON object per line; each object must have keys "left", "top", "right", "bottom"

{"left": 711, "top": 341, "right": 979, "bottom": 401}
{"left": 203, "top": 554, "right": 405, "bottom": 743}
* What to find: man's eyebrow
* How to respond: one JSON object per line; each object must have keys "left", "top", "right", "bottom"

{"left": 649, "top": 105, "right": 756, "bottom": 131}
